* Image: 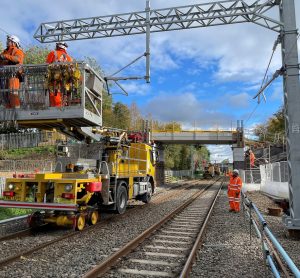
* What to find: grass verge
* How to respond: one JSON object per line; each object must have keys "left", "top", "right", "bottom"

{"left": 0, "top": 207, "right": 32, "bottom": 221}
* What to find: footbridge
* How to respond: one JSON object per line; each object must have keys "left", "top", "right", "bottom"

{"left": 151, "top": 130, "right": 241, "bottom": 145}
{"left": 151, "top": 129, "right": 245, "bottom": 180}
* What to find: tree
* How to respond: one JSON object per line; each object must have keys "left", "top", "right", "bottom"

{"left": 178, "top": 145, "right": 191, "bottom": 170}
{"left": 164, "top": 122, "right": 182, "bottom": 131}
{"left": 254, "top": 107, "right": 285, "bottom": 143}
{"left": 24, "top": 46, "right": 50, "bottom": 64}
{"left": 222, "top": 159, "right": 230, "bottom": 164}
{"left": 129, "top": 102, "right": 143, "bottom": 131}
{"left": 84, "top": 57, "right": 105, "bottom": 77}
{"left": 112, "top": 102, "right": 131, "bottom": 129}
{"left": 164, "top": 145, "right": 181, "bottom": 169}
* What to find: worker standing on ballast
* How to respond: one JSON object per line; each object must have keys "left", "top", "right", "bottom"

{"left": 227, "top": 169, "right": 242, "bottom": 212}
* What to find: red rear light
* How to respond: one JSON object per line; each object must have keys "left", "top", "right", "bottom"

{"left": 62, "top": 193, "right": 75, "bottom": 199}
{"left": 3, "top": 191, "right": 15, "bottom": 197}
{"left": 86, "top": 182, "right": 102, "bottom": 192}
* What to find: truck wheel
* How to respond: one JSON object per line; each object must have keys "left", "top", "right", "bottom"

{"left": 116, "top": 184, "right": 128, "bottom": 214}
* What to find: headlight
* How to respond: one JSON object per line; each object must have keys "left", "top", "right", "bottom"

{"left": 64, "top": 184, "right": 73, "bottom": 192}
{"left": 8, "top": 184, "right": 14, "bottom": 190}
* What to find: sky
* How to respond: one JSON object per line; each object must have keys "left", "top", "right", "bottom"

{"left": 0, "top": 0, "right": 299, "bottom": 163}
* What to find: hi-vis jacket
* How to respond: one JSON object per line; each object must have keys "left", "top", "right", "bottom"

{"left": 228, "top": 176, "right": 242, "bottom": 193}
{"left": 46, "top": 49, "right": 73, "bottom": 63}
{"left": 0, "top": 46, "right": 24, "bottom": 65}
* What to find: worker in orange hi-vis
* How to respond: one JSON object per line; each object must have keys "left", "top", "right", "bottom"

{"left": 0, "top": 35, "right": 24, "bottom": 109}
{"left": 46, "top": 42, "right": 73, "bottom": 63}
{"left": 227, "top": 169, "right": 243, "bottom": 212}
{"left": 46, "top": 42, "right": 73, "bottom": 107}
{"left": 249, "top": 150, "right": 255, "bottom": 168}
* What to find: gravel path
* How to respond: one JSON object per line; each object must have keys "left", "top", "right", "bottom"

{"left": 0, "top": 180, "right": 210, "bottom": 278}
{"left": 190, "top": 188, "right": 271, "bottom": 278}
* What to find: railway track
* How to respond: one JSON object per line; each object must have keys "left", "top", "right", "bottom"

{"left": 0, "top": 180, "right": 197, "bottom": 243}
{"left": 83, "top": 178, "right": 224, "bottom": 278}
{"left": 0, "top": 179, "right": 205, "bottom": 269}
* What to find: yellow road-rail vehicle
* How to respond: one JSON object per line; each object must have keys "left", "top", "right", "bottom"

{"left": 0, "top": 62, "right": 157, "bottom": 230}
{"left": 1, "top": 136, "right": 157, "bottom": 230}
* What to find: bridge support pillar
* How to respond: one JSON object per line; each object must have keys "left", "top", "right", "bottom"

{"left": 232, "top": 146, "right": 244, "bottom": 170}
{"left": 155, "top": 145, "right": 165, "bottom": 187}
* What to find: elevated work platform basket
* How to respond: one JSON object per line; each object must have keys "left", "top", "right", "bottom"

{"left": 0, "top": 62, "right": 103, "bottom": 129}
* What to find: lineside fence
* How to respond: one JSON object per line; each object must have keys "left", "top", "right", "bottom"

{"left": 0, "top": 160, "right": 53, "bottom": 173}
{"left": 241, "top": 161, "right": 289, "bottom": 199}
{"left": 164, "top": 170, "right": 193, "bottom": 183}
{"left": 0, "top": 177, "right": 4, "bottom": 197}
{"left": 0, "top": 131, "right": 65, "bottom": 150}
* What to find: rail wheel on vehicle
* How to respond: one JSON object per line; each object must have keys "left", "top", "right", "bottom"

{"left": 28, "top": 211, "right": 43, "bottom": 228}
{"left": 116, "top": 183, "right": 128, "bottom": 214}
{"left": 88, "top": 210, "right": 99, "bottom": 225}
{"left": 74, "top": 213, "right": 86, "bottom": 231}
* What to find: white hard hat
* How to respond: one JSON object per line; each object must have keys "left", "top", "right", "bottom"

{"left": 7, "top": 35, "right": 21, "bottom": 48}
{"left": 233, "top": 169, "right": 239, "bottom": 175}
{"left": 56, "top": 42, "right": 68, "bottom": 50}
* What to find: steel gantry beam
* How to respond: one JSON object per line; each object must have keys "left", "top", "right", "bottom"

{"left": 34, "top": 0, "right": 282, "bottom": 43}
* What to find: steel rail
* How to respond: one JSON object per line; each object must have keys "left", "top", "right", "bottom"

{"left": 0, "top": 179, "right": 200, "bottom": 268}
{"left": 0, "top": 224, "right": 49, "bottom": 242}
{"left": 179, "top": 180, "right": 224, "bottom": 277}
{"left": 0, "top": 180, "right": 194, "bottom": 243}
{"left": 0, "top": 228, "right": 33, "bottom": 242}
{"left": 0, "top": 230, "right": 78, "bottom": 268}
{"left": 82, "top": 177, "right": 223, "bottom": 278}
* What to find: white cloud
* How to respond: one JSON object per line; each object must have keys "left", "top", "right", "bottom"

{"left": 144, "top": 92, "right": 234, "bottom": 128}
{"left": 208, "top": 145, "right": 233, "bottom": 163}
{"left": 223, "top": 92, "right": 252, "bottom": 108}
{"left": 269, "top": 83, "right": 283, "bottom": 101}
{"left": 109, "top": 81, "right": 150, "bottom": 96}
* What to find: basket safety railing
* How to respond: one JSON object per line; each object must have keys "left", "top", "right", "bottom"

{"left": 242, "top": 192, "right": 300, "bottom": 278}
{"left": 0, "top": 62, "right": 103, "bottom": 118}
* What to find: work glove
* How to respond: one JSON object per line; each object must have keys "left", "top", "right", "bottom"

{"left": 235, "top": 192, "right": 239, "bottom": 198}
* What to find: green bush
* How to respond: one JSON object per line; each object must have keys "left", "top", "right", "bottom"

{"left": 0, "top": 207, "right": 32, "bottom": 221}
{"left": 0, "top": 146, "right": 55, "bottom": 160}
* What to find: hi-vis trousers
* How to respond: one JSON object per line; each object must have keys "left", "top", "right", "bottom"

{"left": 228, "top": 189, "right": 241, "bottom": 212}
